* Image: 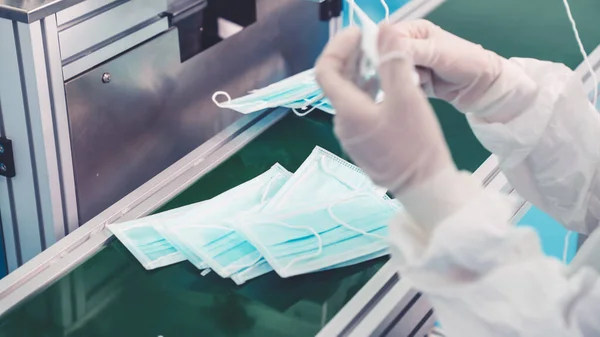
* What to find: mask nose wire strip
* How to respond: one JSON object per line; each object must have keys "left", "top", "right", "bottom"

{"left": 327, "top": 194, "right": 387, "bottom": 240}
{"left": 562, "top": 0, "right": 598, "bottom": 106}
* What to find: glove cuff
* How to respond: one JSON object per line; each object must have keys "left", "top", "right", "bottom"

{"left": 395, "top": 166, "right": 483, "bottom": 232}
{"left": 465, "top": 58, "right": 539, "bottom": 122}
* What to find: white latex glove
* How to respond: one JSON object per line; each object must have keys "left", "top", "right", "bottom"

{"left": 315, "top": 25, "right": 478, "bottom": 229}
{"left": 392, "top": 20, "right": 537, "bottom": 117}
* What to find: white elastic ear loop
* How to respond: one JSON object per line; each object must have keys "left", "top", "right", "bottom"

{"left": 212, "top": 91, "right": 270, "bottom": 109}
{"left": 262, "top": 221, "right": 323, "bottom": 274}
{"left": 380, "top": 0, "right": 390, "bottom": 21}
{"left": 563, "top": 230, "right": 573, "bottom": 263}
{"left": 212, "top": 91, "right": 233, "bottom": 108}
{"left": 233, "top": 257, "right": 265, "bottom": 279}
{"left": 292, "top": 105, "right": 322, "bottom": 117}
{"left": 224, "top": 253, "right": 264, "bottom": 274}
{"left": 562, "top": 0, "right": 598, "bottom": 106}
{"left": 292, "top": 93, "right": 327, "bottom": 116}
{"left": 327, "top": 194, "right": 387, "bottom": 240}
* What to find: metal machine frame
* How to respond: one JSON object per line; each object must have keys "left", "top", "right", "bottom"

{"left": 0, "top": 0, "right": 322, "bottom": 273}
{"left": 0, "top": 8, "right": 79, "bottom": 272}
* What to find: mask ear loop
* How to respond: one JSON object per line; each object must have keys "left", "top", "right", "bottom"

{"left": 292, "top": 102, "right": 327, "bottom": 117}
{"left": 223, "top": 252, "right": 264, "bottom": 274}
{"left": 276, "top": 194, "right": 386, "bottom": 274}
{"left": 212, "top": 91, "right": 270, "bottom": 110}
{"left": 231, "top": 257, "right": 267, "bottom": 281}
{"left": 244, "top": 220, "right": 323, "bottom": 275}
{"left": 292, "top": 105, "right": 321, "bottom": 117}
{"left": 562, "top": 0, "right": 598, "bottom": 106}
{"left": 291, "top": 92, "right": 327, "bottom": 116}
{"left": 275, "top": 221, "right": 323, "bottom": 274}
{"left": 327, "top": 194, "right": 387, "bottom": 240}
{"left": 380, "top": 0, "right": 390, "bottom": 21}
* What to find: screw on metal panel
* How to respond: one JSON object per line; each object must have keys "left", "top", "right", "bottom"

{"left": 0, "top": 163, "right": 7, "bottom": 172}
{"left": 102, "top": 72, "right": 111, "bottom": 83}
{"left": 0, "top": 145, "right": 4, "bottom": 154}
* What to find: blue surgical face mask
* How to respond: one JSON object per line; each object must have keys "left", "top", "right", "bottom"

{"left": 108, "top": 163, "right": 291, "bottom": 270}
{"left": 230, "top": 259, "right": 273, "bottom": 285}
{"left": 263, "top": 146, "right": 387, "bottom": 212}
{"left": 235, "top": 193, "right": 398, "bottom": 278}
{"left": 154, "top": 164, "right": 291, "bottom": 274}
{"left": 212, "top": 69, "right": 323, "bottom": 114}
{"left": 158, "top": 220, "right": 262, "bottom": 278}
{"left": 227, "top": 148, "right": 389, "bottom": 283}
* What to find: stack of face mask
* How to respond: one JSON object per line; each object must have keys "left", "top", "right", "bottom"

{"left": 108, "top": 163, "right": 292, "bottom": 270}
{"left": 212, "top": 69, "right": 334, "bottom": 116}
{"left": 212, "top": 67, "right": 386, "bottom": 117}
{"left": 108, "top": 147, "right": 399, "bottom": 285}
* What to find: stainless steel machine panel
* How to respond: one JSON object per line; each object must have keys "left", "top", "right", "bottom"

{"left": 65, "top": 0, "right": 328, "bottom": 223}
{"left": 58, "top": 0, "right": 168, "bottom": 61}
{"left": 56, "top": 0, "right": 122, "bottom": 26}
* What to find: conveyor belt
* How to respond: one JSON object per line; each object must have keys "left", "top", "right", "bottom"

{"left": 0, "top": 111, "right": 391, "bottom": 337}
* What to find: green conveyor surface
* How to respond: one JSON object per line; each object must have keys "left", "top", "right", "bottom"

{"left": 0, "top": 113, "right": 388, "bottom": 337}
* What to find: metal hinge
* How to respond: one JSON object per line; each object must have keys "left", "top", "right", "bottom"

{"left": 0, "top": 137, "right": 15, "bottom": 178}
{"left": 319, "top": 0, "right": 343, "bottom": 21}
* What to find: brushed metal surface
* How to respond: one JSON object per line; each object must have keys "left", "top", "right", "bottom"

{"left": 0, "top": 0, "right": 88, "bottom": 22}
{"left": 55, "top": 0, "right": 120, "bottom": 26}
{"left": 64, "top": 0, "right": 328, "bottom": 223}
{"left": 58, "top": 0, "right": 167, "bottom": 61}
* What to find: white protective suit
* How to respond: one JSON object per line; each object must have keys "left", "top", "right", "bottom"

{"left": 315, "top": 21, "right": 600, "bottom": 337}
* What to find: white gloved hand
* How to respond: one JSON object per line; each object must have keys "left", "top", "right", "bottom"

{"left": 391, "top": 20, "right": 537, "bottom": 117}
{"left": 315, "top": 25, "right": 479, "bottom": 230}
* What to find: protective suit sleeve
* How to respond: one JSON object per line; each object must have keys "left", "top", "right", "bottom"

{"left": 389, "top": 172, "right": 600, "bottom": 337}
{"left": 466, "top": 58, "right": 600, "bottom": 234}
